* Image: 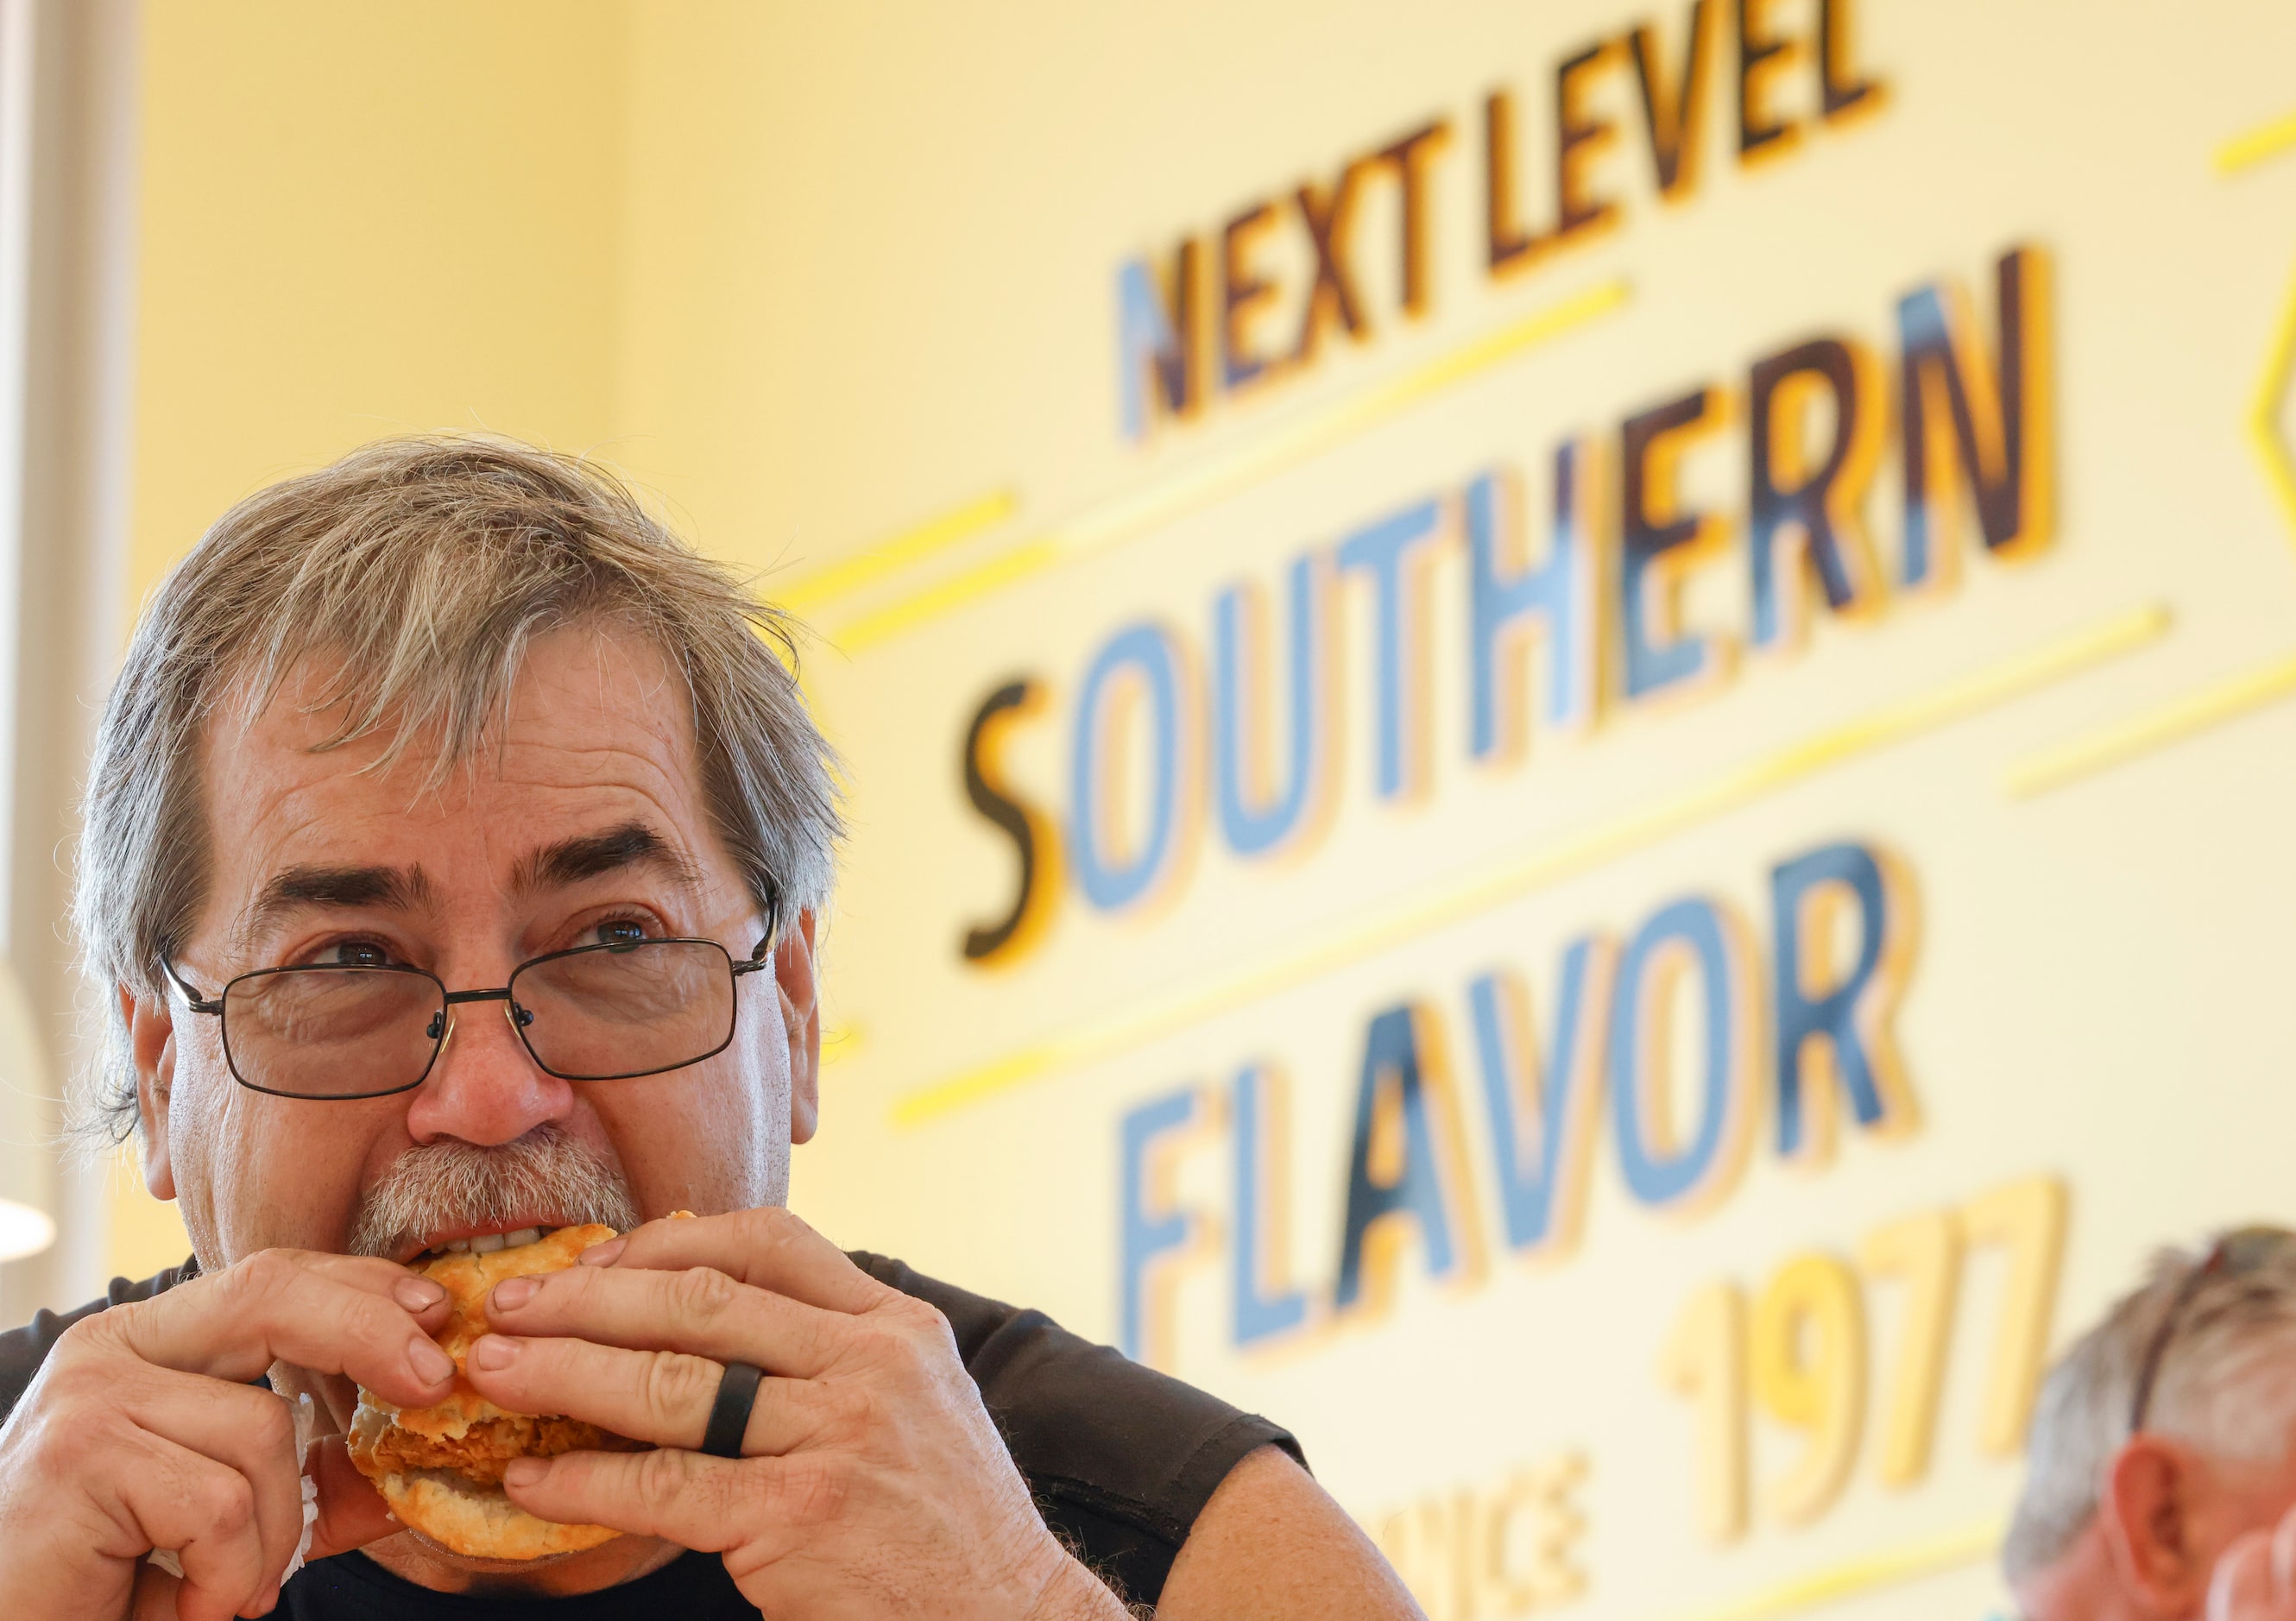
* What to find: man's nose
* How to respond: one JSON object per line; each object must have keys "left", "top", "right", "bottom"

{"left": 401, "top": 994, "right": 576, "bottom": 1147}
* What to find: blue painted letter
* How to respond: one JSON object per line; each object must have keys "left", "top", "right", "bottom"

{"left": 1468, "top": 938, "right": 1614, "bottom": 1257}
{"left": 1467, "top": 448, "right": 1597, "bottom": 762}
{"left": 1771, "top": 841, "right": 1916, "bottom": 1160}
{"left": 1213, "top": 554, "right": 1333, "bottom": 857}
{"left": 1119, "top": 1088, "right": 1207, "bottom": 1365}
{"left": 1231, "top": 1064, "right": 1311, "bottom": 1347}
{"left": 1337, "top": 498, "right": 1446, "bottom": 800}
{"left": 1070, "top": 622, "right": 1193, "bottom": 911}
{"left": 1117, "top": 244, "right": 1202, "bottom": 441}
{"left": 1335, "top": 1004, "right": 1474, "bottom": 1312}
{"left": 1608, "top": 897, "right": 1756, "bottom": 1211}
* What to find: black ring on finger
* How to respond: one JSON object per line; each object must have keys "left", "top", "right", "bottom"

{"left": 701, "top": 1359, "right": 764, "bottom": 1459}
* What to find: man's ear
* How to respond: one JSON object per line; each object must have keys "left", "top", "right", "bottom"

{"left": 121, "top": 982, "right": 179, "bottom": 1201}
{"left": 2103, "top": 1433, "right": 2210, "bottom": 1612}
{"left": 775, "top": 909, "right": 821, "bottom": 1145}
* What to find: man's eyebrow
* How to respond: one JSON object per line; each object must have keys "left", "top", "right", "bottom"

{"left": 241, "top": 863, "right": 437, "bottom": 943}
{"left": 514, "top": 820, "right": 702, "bottom": 895}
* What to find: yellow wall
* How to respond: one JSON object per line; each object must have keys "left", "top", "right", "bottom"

{"left": 112, "top": 5, "right": 2296, "bottom": 1618}
{"left": 604, "top": 6, "right": 2296, "bottom": 1616}
{"left": 130, "top": 0, "right": 628, "bottom": 589}
{"left": 111, "top": 0, "right": 631, "bottom": 1278}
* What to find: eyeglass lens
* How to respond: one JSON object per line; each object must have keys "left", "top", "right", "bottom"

{"left": 218, "top": 939, "right": 739, "bottom": 1098}
{"left": 510, "top": 940, "right": 735, "bottom": 1080}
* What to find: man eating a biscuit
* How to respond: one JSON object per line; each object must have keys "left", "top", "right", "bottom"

{"left": 0, "top": 438, "right": 1420, "bottom": 1619}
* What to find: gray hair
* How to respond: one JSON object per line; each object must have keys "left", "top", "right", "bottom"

{"left": 2003, "top": 1231, "right": 2296, "bottom": 1586}
{"left": 72, "top": 435, "right": 841, "bottom": 1145}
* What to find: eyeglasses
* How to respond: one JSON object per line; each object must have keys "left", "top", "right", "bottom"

{"left": 161, "top": 934, "right": 776, "bottom": 1101}
{"left": 2126, "top": 1224, "right": 2296, "bottom": 1433}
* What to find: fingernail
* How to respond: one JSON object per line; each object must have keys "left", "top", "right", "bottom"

{"left": 503, "top": 1457, "right": 547, "bottom": 1488}
{"left": 578, "top": 1238, "right": 627, "bottom": 1267}
{"left": 470, "top": 1334, "right": 520, "bottom": 1372}
{"left": 408, "top": 1335, "right": 454, "bottom": 1386}
{"left": 394, "top": 1276, "right": 445, "bottom": 1312}
{"left": 490, "top": 1275, "right": 538, "bottom": 1310}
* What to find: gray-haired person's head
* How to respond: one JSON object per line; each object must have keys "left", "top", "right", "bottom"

{"left": 2003, "top": 1232, "right": 2296, "bottom": 1588}
{"left": 72, "top": 435, "right": 841, "bottom": 1145}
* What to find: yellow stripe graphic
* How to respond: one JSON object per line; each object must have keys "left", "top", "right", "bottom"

{"left": 892, "top": 605, "right": 2170, "bottom": 1127}
{"left": 2245, "top": 256, "right": 2296, "bottom": 546}
{"left": 834, "top": 280, "right": 1631, "bottom": 653}
{"left": 1648, "top": 1521, "right": 2001, "bottom": 1621}
{"left": 2008, "top": 645, "right": 2296, "bottom": 798}
{"left": 773, "top": 489, "right": 1019, "bottom": 615}
{"left": 2217, "top": 108, "right": 2296, "bottom": 175}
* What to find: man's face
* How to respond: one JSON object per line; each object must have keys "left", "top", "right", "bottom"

{"left": 129, "top": 621, "right": 819, "bottom": 1276}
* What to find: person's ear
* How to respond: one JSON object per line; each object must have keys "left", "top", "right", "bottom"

{"left": 122, "top": 982, "right": 179, "bottom": 1201}
{"left": 774, "top": 910, "right": 820, "bottom": 1145}
{"left": 2103, "top": 1434, "right": 2210, "bottom": 1612}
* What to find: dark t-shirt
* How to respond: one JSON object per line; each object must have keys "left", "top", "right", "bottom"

{"left": 0, "top": 1252, "right": 1300, "bottom": 1616}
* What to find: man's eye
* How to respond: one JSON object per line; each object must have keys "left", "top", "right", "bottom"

{"left": 595, "top": 919, "right": 650, "bottom": 949}
{"left": 325, "top": 941, "right": 394, "bottom": 969}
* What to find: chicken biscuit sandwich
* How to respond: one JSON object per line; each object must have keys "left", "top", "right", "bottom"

{"left": 349, "top": 1222, "right": 642, "bottom": 1560}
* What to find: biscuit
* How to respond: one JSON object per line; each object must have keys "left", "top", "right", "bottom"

{"left": 349, "top": 1223, "right": 629, "bottom": 1561}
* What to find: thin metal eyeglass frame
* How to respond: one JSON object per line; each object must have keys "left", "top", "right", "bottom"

{"left": 159, "top": 932, "right": 777, "bottom": 1101}
{"left": 2125, "top": 1224, "right": 2296, "bottom": 1433}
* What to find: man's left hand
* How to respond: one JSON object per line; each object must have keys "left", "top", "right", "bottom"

{"left": 464, "top": 1208, "right": 1126, "bottom": 1620}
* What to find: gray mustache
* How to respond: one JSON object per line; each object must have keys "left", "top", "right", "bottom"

{"left": 347, "top": 1122, "right": 640, "bottom": 1258}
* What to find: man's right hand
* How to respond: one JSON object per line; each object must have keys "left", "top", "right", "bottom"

{"left": 2211, "top": 1504, "right": 2296, "bottom": 1621}
{"left": 0, "top": 1250, "right": 457, "bottom": 1621}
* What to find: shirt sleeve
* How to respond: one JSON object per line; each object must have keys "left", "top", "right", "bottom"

{"left": 850, "top": 1252, "right": 1304, "bottom": 1608}
{"left": 0, "top": 1257, "right": 199, "bottom": 1429}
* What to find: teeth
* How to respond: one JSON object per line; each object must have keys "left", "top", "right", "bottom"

{"left": 418, "top": 1224, "right": 558, "bottom": 1263}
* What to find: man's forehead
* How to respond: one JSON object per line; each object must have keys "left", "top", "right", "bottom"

{"left": 217, "top": 623, "right": 696, "bottom": 773}
{"left": 199, "top": 628, "right": 716, "bottom": 898}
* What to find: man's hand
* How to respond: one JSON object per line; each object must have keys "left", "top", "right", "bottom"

{"left": 2212, "top": 1505, "right": 2296, "bottom": 1620}
{"left": 467, "top": 1208, "right": 1129, "bottom": 1619}
{"left": 0, "top": 1250, "right": 457, "bottom": 1621}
